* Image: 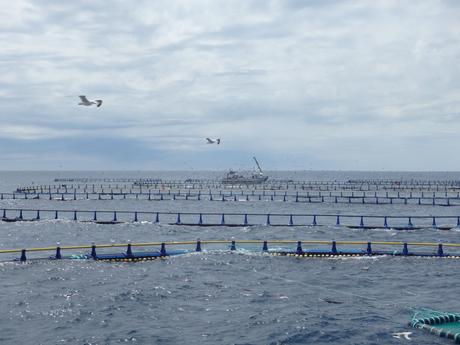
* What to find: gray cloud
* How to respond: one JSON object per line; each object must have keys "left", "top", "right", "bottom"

{"left": 0, "top": 0, "right": 459, "bottom": 170}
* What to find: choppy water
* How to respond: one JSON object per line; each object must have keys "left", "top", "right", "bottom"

{"left": 0, "top": 171, "right": 459, "bottom": 345}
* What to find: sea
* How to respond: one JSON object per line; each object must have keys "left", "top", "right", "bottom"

{"left": 0, "top": 170, "right": 459, "bottom": 345}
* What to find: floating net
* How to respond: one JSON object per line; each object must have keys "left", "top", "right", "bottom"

{"left": 410, "top": 308, "right": 460, "bottom": 343}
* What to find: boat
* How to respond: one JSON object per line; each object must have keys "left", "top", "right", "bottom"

{"left": 221, "top": 157, "right": 268, "bottom": 185}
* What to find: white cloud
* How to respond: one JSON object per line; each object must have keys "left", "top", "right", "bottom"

{"left": 0, "top": 0, "right": 459, "bottom": 169}
{"left": 0, "top": 124, "right": 71, "bottom": 140}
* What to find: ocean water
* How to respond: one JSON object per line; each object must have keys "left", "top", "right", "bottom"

{"left": 0, "top": 171, "right": 459, "bottom": 345}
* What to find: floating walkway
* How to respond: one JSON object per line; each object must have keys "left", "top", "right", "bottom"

{"left": 14, "top": 188, "right": 460, "bottom": 199}
{"left": 20, "top": 180, "right": 460, "bottom": 192}
{"left": 2, "top": 207, "right": 460, "bottom": 230}
{"left": 2, "top": 239, "right": 460, "bottom": 263}
{"left": 6, "top": 190, "right": 460, "bottom": 206}
{"left": 411, "top": 309, "right": 460, "bottom": 343}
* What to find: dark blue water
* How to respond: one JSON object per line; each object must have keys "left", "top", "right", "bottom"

{"left": 0, "top": 171, "right": 459, "bottom": 344}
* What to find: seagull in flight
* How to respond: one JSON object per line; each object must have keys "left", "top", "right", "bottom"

{"left": 206, "top": 138, "right": 221, "bottom": 145}
{"left": 392, "top": 332, "right": 412, "bottom": 340}
{"left": 78, "top": 95, "right": 103, "bottom": 107}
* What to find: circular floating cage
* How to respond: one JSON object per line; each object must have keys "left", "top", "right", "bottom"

{"left": 411, "top": 309, "right": 460, "bottom": 343}
{"left": 2, "top": 239, "right": 460, "bottom": 263}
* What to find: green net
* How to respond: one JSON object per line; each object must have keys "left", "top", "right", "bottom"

{"left": 410, "top": 308, "right": 460, "bottom": 343}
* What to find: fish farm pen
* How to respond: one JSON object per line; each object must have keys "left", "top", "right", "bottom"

{"left": 2, "top": 239, "right": 460, "bottom": 263}
{"left": 2, "top": 172, "right": 460, "bottom": 344}
{"left": 18, "top": 178, "right": 460, "bottom": 192}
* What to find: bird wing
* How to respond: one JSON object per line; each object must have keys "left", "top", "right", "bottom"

{"left": 217, "top": 139, "right": 221, "bottom": 144}
{"left": 79, "top": 95, "right": 89, "bottom": 102}
{"left": 96, "top": 100, "right": 103, "bottom": 107}
{"left": 206, "top": 138, "right": 214, "bottom": 143}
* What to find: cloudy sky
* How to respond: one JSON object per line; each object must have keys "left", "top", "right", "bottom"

{"left": 1, "top": 0, "right": 459, "bottom": 170}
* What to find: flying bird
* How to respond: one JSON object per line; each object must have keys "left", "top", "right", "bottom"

{"left": 206, "top": 138, "right": 221, "bottom": 145}
{"left": 392, "top": 332, "right": 412, "bottom": 340}
{"left": 78, "top": 95, "right": 103, "bottom": 107}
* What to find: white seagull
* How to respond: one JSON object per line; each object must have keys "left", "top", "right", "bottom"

{"left": 78, "top": 95, "right": 103, "bottom": 107}
{"left": 392, "top": 332, "right": 412, "bottom": 340}
{"left": 206, "top": 138, "right": 221, "bottom": 145}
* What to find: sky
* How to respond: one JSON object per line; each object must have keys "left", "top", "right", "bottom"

{"left": 0, "top": 0, "right": 459, "bottom": 171}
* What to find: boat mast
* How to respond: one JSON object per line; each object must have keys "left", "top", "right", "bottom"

{"left": 253, "top": 156, "right": 263, "bottom": 174}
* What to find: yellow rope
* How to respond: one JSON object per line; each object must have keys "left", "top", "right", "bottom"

{"left": 0, "top": 239, "right": 459, "bottom": 254}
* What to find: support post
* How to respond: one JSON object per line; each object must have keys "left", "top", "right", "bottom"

{"left": 437, "top": 243, "right": 444, "bottom": 256}
{"left": 160, "top": 243, "right": 167, "bottom": 256}
{"left": 126, "top": 243, "right": 133, "bottom": 258}
{"left": 331, "top": 241, "right": 337, "bottom": 254}
{"left": 367, "top": 242, "right": 372, "bottom": 255}
{"left": 262, "top": 241, "right": 268, "bottom": 251}
{"left": 407, "top": 217, "right": 413, "bottom": 228}
{"left": 296, "top": 241, "right": 303, "bottom": 255}
{"left": 20, "top": 249, "right": 26, "bottom": 262}
{"left": 403, "top": 243, "right": 409, "bottom": 256}
{"left": 91, "top": 243, "right": 97, "bottom": 259}
{"left": 55, "top": 246, "right": 62, "bottom": 259}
